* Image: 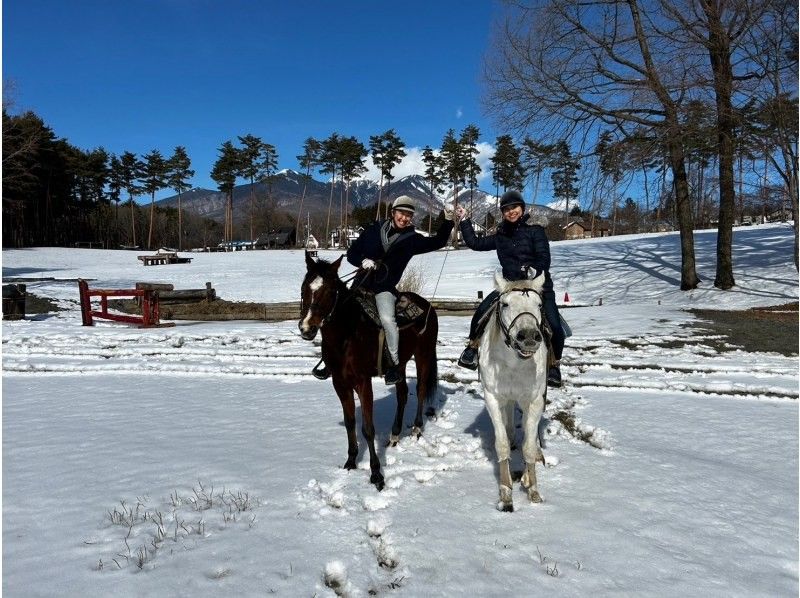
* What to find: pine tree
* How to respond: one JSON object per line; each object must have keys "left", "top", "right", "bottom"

{"left": 142, "top": 149, "right": 169, "bottom": 249}
{"left": 338, "top": 136, "right": 367, "bottom": 246}
{"left": 166, "top": 146, "right": 194, "bottom": 250}
{"left": 491, "top": 135, "right": 525, "bottom": 204}
{"left": 550, "top": 141, "right": 581, "bottom": 238}
{"left": 460, "top": 124, "right": 482, "bottom": 212}
{"left": 296, "top": 137, "right": 322, "bottom": 245}
{"left": 119, "top": 151, "right": 144, "bottom": 247}
{"left": 320, "top": 133, "right": 342, "bottom": 248}
{"left": 210, "top": 141, "right": 241, "bottom": 243}
{"left": 422, "top": 146, "right": 445, "bottom": 234}
{"left": 238, "top": 134, "right": 265, "bottom": 242}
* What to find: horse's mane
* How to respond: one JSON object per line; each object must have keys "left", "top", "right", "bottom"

{"left": 494, "top": 270, "right": 546, "bottom": 294}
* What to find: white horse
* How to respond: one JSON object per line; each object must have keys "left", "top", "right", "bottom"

{"left": 478, "top": 270, "right": 548, "bottom": 512}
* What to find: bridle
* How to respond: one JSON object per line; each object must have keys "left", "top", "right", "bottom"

{"left": 302, "top": 277, "right": 341, "bottom": 326}
{"left": 495, "top": 287, "right": 544, "bottom": 359}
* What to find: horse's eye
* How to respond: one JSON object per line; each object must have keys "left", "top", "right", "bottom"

{"left": 500, "top": 302, "right": 509, "bottom": 308}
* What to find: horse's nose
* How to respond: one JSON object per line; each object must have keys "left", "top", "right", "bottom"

{"left": 516, "top": 328, "right": 542, "bottom": 346}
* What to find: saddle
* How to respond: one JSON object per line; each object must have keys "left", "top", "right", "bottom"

{"left": 352, "top": 289, "right": 431, "bottom": 376}
{"left": 352, "top": 288, "right": 429, "bottom": 330}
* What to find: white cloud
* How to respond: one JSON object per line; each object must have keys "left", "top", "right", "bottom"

{"left": 456, "top": 107, "right": 464, "bottom": 119}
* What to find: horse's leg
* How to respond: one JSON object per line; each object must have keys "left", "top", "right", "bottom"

{"left": 332, "top": 377, "right": 358, "bottom": 471}
{"left": 485, "top": 392, "right": 514, "bottom": 512}
{"left": 503, "top": 401, "right": 517, "bottom": 451}
{"left": 388, "top": 374, "right": 409, "bottom": 446}
{"left": 356, "top": 378, "right": 385, "bottom": 491}
{"left": 519, "top": 397, "right": 546, "bottom": 504}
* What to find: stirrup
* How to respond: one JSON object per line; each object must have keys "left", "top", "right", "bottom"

{"left": 547, "top": 365, "right": 562, "bottom": 388}
{"left": 457, "top": 345, "right": 479, "bottom": 370}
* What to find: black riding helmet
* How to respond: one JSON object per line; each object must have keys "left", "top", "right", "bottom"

{"left": 499, "top": 190, "right": 525, "bottom": 211}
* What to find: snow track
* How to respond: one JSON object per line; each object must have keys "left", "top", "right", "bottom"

{"left": 4, "top": 317, "right": 796, "bottom": 402}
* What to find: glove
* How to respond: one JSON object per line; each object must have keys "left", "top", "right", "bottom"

{"left": 444, "top": 206, "right": 455, "bottom": 221}
{"left": 361, "top": 258, "right": 377, "bottom": 270}
{"left": 524, "top": 266, "right": 541, "bottom": 280}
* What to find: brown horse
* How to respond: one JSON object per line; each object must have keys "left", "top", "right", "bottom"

{"left": 298, "top": 252, "right": 439, "bottom": 491}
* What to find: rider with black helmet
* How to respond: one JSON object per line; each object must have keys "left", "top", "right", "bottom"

{"left": 455, "top": 190, "right": 565, "bottom": 387}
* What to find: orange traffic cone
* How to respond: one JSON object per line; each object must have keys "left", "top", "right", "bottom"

{"left": 563, "top": 291, "right": 570, "bottom": 303}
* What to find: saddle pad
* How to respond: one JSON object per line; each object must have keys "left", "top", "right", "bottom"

{"left": 353, "top": 290, "right": 427, "bottom": 328}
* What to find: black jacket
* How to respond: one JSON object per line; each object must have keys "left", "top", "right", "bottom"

{"left": 347, "top": 219, "right": 454, "bottom": 293}
{"left": 459, "top": 214, "right": 554, "bottom": 291}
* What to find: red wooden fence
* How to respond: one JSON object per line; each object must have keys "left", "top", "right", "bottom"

{"left": 78, "top": 279, "right": 173, "bottom": 328}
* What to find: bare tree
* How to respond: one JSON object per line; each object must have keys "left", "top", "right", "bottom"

{"left": 484, "top": 0, "right": 701, "bottom": 289}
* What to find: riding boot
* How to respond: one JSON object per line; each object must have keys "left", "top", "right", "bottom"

{"left": 458, "top": 339, "right": 480, "bottom": 370}
{"left": 547, "top": 362, "right": 562, "bottom": 388}
{"left": 311, "top": 359, "right": 330, "bottom": 380}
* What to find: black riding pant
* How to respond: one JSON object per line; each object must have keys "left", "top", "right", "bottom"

{"left": 468, "top": 289, "right": 565, "bottom": 360}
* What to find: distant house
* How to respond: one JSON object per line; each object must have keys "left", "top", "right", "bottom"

{"left": 256, "top": 227, "right": 296, "bottom": 249}
{"left": 563, "top": 220, "right": 610, "bottom": 239}
{"left": 329, "top": 226, "right": 363, "bottom": 248}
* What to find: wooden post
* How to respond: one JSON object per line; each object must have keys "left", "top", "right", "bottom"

{"left": 78, "top": 279, "right": 93, "bottom": 326}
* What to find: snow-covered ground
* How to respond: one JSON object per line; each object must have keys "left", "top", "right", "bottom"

{"left": 2, "top": 223, "right": 798, "bottom": 597}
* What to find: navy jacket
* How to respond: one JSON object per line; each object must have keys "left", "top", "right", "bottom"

{"left": 459, "top": 214, "right": 554, "bottom": 292}
{"left": 347, "top": 219, "right": 454, "bottom": 293}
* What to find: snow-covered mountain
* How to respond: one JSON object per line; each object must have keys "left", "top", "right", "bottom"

{"left": 157, "top": 172, "right": 561, "bottom": 225}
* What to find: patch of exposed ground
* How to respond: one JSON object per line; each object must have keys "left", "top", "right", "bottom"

{"left": 689, "top": 302, "right": 798, "bottom": 356}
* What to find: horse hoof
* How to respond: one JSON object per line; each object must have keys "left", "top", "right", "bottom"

{"left": 425, "top": 407, "right": 436, "bottom": 417}
{"left": 528, "top": 490, "right": 543, "bottom": 503}
{"left": 386, "top": 435, "right": 399, "bottom": 447}
{"left": 343, "top": 459, "right": 357, "bottom": 470}
{"left": 411, "top": 426, "right": 422, "bottom": 439}
{"left": 371, "top": 473, "right": 385, "bottom": 492}
{"left": 497, "top": 501, "right": 514, "bottom": 513}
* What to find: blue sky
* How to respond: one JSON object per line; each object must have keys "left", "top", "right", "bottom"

{"left": 4, "top": 0, "right": 504, "bottom": 197}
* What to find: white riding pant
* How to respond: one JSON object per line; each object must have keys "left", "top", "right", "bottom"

{"left": 376, "top": 291, "right": 399, "bottom": 364}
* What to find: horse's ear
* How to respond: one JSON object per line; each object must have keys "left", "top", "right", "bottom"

{"left": 305, "top": 251, "right": 316, "bottom": 270}
{"left": 530, "top": 271, "right": 546, "bottom": 293}
{"left": 494, "top": 269, "right": 509, "bottom": 292}
{"left": 331, "top": 255, "right": 344, "bottom": 271}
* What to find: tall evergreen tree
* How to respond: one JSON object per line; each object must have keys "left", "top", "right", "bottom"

{"left": 490, "top": 135, "right": 525, "bottom": 203}
{"left": 142, "top": 149, "right": 169, "bottom": 249}
{"left": 320, "top": 133, "right": 342, "bottom": 247}
{"left": 166, "top": 146, "right": 194, "bottom": 250}
{"left": 295, "top": 137, "right": 322, "bottom": 244}
{"left": 119, "top": 151, "right": 143, "bottom": 247}
{"left": 210, "top": 141, "right": 241, "bottom": 243}
{"left": 460, "top": 124, "right": 482, "bottom": 212}
{"left": 256, "top": 142, "right": 279, "bottom": 237}
{"left": 238, "top": 134, "right": 265, "bottom": 241}
{"left": 422, "top": 145, "right": 445, "bottom": 234}
{"left": 550, "top": 141, "right": 581, "bottom": 238}
{"left": 338, "top": 136, "right": 367, "bottom": 245}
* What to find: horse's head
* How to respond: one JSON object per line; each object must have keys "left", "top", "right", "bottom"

{"left": 298, "top": 252, "right": 344, "bottom": 340}
{"left": 493, "top": 270, "right": 546, "bottom": 359}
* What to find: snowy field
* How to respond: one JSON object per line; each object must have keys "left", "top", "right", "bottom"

{"left": 2, "top": 223, "right": 798, "bottom": 597}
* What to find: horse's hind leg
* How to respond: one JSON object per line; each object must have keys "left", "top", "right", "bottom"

{"left": 388, "top": 376, "right": 409, "bottom": 446}
{"left": 332, "top": 378, "right": 358, "bottom": 471}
